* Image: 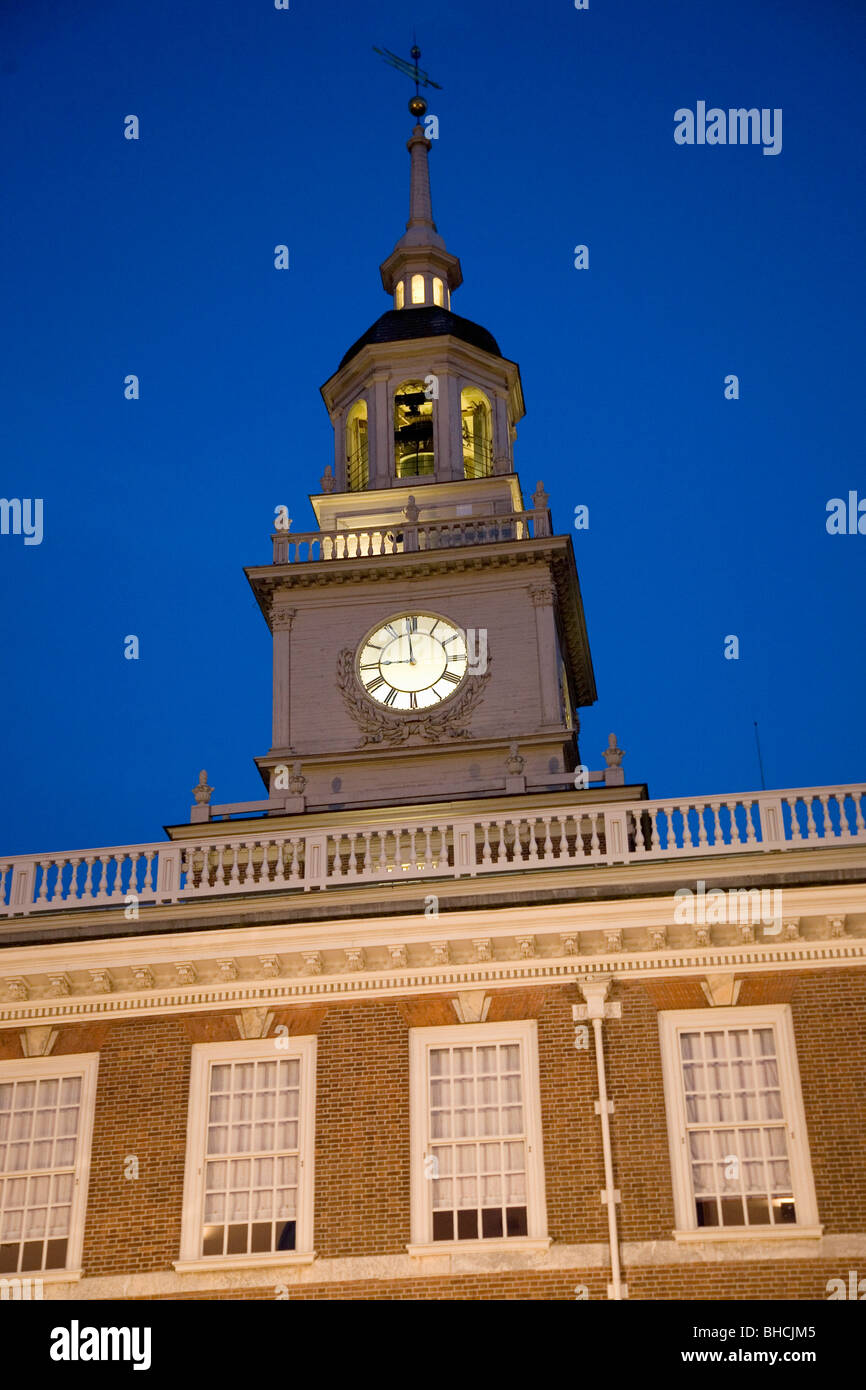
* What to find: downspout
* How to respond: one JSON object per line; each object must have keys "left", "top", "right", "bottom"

{"left": 575, "top": 976, "right": 626, "bottom": 1300}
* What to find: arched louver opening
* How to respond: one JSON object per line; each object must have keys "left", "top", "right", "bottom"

{"left": 461, "top": 386, "right": 493, "bottom": 479}
{"left": 394, "top": 381, "right": 434, "bottom": 478}
{"left": 346, "top": 399, "right": 369, "bottom": 491}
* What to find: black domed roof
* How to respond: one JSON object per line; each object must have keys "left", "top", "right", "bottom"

{"left": 338, "top": 305, "right": 502, "bottom": 370}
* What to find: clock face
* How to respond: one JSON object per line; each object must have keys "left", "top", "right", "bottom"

{"left": 357, "top": 614, "right": 468, "bottom": 710}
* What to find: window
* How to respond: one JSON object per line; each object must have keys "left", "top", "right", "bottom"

{"left": 411, "top": 273, "right": 425, "bottom": 305}
{"left": 0, "top": 1054, "right": 98, "bottom": 1275}
{"left": 180, "top": 1038, "right": 316, "bottom": 1264}
{"left": 432, "top": 276, "right": 445, "bottom": 307}
{"left": 345, "top": 399, "right": 368, "bottom": 491}
{"left": 395, "top": 280, "right": 405, "bottom": 309}
{"left": 410, "top": 1022, "right": 547, "bottom": 1246}
{"left": 460, "top": 386, "right": 493, "bottom": 478}
{"left": 659, "top": 1006, "right": 819, "bottom": 1236}
{"left": 394, "top": 380, "right": 434, "bottom": 477}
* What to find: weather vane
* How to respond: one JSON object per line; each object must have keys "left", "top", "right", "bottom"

{"left": 373, "top": 42, "right": 441, "bottom": 117}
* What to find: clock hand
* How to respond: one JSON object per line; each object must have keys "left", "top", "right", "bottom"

{"left": 405, "top": 620, "right": 416, "bottom": 665}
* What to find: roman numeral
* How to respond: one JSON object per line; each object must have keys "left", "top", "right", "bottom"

{"left": 409, "top": 692, "right": 418, "bottom": 709}
{"left": 366, "top": 676, "right": 385, "bottom": 693}
{"left": 359, "top": 663, "right": 380, "bottom": 670}
{"left": 405, "top": 616, "right": 418, "bottom": 633}
{"left": 440, "top": 671, "right": 461, "bottom": 685}
{"left": 383, "top": 687, "right": 398, "bottom": 706}
{"left": 384, "top": 624, "right": 399, "bottom": 640}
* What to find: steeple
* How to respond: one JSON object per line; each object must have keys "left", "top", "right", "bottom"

{"left": 379, "top": 89, "right": 462, "bottom": 310}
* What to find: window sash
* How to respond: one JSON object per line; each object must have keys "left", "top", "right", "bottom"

{"left": 0, "top": 1056, "right": 98, "bottom": 1275}
{"left": 660, "top": 1006, "right": 818, "bottom": 1233}
{"left": 180, "top": 1038, "right": 316, "bottom": 1262}
{"left": 410, "top": 1022, "right": 546, "bottom": 1246}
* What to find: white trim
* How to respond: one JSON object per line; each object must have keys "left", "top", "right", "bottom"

{"left": 672, "top": 1226, "right": 823, "bottom": 1244}
{"left": 659, "top": 1004, "right": 819, "bottom": 1236}
{"left": 178, "top": 1035, "right": 317, "bottom": 1265}
{"left": 408, "top": 1019, "right": 548, "bottom": 1247}
{"left": 0, "top": 1052, "right": 98, "bottom": 1276}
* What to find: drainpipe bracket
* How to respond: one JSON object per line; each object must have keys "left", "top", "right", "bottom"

{"left": 572, "top": 1002, "right": 622, "bottom": 1022}
{"left": 600, "top": 1189, "right": 621, "bottom": 1205}
{"left": 594, "top": 1099, "right": 615, "bottom": 1116}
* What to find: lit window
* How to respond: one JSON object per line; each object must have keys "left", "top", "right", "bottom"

{"left": 410, "top": 1022, "right": 547, "bottom": 1246}
{"left": 0, "top": 1055, "right": 99, "bottom": 1275}
{"left": 433, "top": 277, "right": 444, "bottom": 307}
{"left": 345, "top": 399, "right": 368, "bottom": 491}
{"left": 180, "top": 1038, "right": 316, "bottom": 1262}
{"left": 660, "top": 1006, "right": 819, "bottom": 1235}
{"left": 411, "top": 274, "right": 425, "bottom": 305}
{"left": 460, "top": 386, "right": 493, "bottom": 479}
{"left": 394, "top": 380, "right": 434, "bottom": 477}
{"left": 395, "top": 281, "right": 404, "bottom": 309}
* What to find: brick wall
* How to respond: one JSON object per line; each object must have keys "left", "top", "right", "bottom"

{"left": 21, "top": 967, "right": 864, "bottom": 1297}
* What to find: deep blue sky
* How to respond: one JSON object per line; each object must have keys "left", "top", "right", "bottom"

{"left": 1, "top": 0, "right": 864, "bottom": 856}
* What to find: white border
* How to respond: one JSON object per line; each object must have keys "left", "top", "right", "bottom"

{"left": 0, "top": 1051, "right": 99, "bottom": 1276}
{"left": 408, "top": 1019, "right": 548, "bottom": 1248}
{"left": 658, "top": 1004, "right": 820, "bottom": 1239}
{"left": 177, "top": 1035, "right": 317, "bottom": 1266}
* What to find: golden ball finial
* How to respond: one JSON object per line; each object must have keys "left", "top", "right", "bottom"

{"left": 409, "top": 94, "right": 427, "bottom": 119}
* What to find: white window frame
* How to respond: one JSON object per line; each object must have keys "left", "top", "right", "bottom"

{"left": 0, "top": 1052, "right": 99, "bottom": 1279}
{"left": 659, "top": 1005, "right": 821, "bottom": 1241}
{"left": 177, "top": 1036, "right": 317, "bottom": 1271}
{"left": 409, "top": 1020, "right": 549, "bottom": 1252}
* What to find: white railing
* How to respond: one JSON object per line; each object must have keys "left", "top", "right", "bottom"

{"left": 1, "top": 784, "right": 864, "bottom": 918}
{"left": 272, "top": 508, "right": 549, "bottom": 564}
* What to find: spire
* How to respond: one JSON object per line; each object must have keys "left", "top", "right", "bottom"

{"left": 404, "top": 123, "right": 440, "bottom": 242}
{"left": 378, "top": 60, "right": 462, "bottom": 308}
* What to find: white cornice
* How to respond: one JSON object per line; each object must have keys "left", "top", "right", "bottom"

{"left": 0, "top": 885, "right": 863, "bottom": 1028}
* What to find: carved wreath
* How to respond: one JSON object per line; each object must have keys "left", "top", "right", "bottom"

{"left": 337, "top": 648, "right": 492, "bottom": 747}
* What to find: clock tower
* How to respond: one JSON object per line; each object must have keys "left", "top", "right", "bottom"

{"left": 245, "top": 97, "right": 597, "bottom": 814}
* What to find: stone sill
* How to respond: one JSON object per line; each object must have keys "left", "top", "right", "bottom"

{"left": 407, "top": 1237, "right": 552, "bottom": 1260}
{"left": 173, "top": 1251, "right": 317, "bottom": 1275}
{"left": 672, "top": 1226, "right": 823, "bottom": 1244}
{"left": 9, "top": 1267, "right": 83, "bottom": 1285}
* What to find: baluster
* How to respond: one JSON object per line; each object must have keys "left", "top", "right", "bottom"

{"left": 695, "top": 802, "right": 709, "bottom": 848}
{"left": 551, "top": 816, "right": 564, "bottom": 859}
{"left": 377, "top": 831, "right": 388, "bottom": 875}
{"left": 786, "top": 796, "right": 802, "bottom": 842}
{"left": 81, "top": 856, "right": 95, "bottom": 899}
{"left": 36, "top": 859, "right": 51, "bottom": 904}
{"left": 705, "top": 801, "right": 720, "bottom": 847}
{"left": 589, "top": 814, "right": 601, "bottom": 857}
{"left": 422, "top": 827, "right": 433, "bottom": 873}
{"left": 804, "top": 798, "right": 818, "bottom": 841}
{"left": 347, "top": 834, "right": 357, "bottom": 876}
{"left": 228, "top": 844, "right": 241, "bottom": 887}
{"left": 96, "top": 854, "right": 111, "bottom": 899}
{"left": 818, "top": 793, "right": 833, "bottom": 839}
{"left": 481, "top": 822, "right": 492, "bottom": 867}
{"left": 270, "top": 841, "right": 285, "bottom": 886}
{"left": 726, "top": 805, "right": 742, "bottom": 847}
{"left": 853, "top": 792, "right": 866, "bottom": 836}
{"left": 631, "top": 811, "right": 645, "bottom": 854}
{"left": 408, "top": 829, "right": 418, "bottom": 871}
{"left": 495, "top": 820, "right": 507, "bottom": 865}
{"left": 542, "top": 816, "right": 554, "bottom": 863}
{"left": 289, "top": 839, "right": 301, "bottom": 883}
{"left": 744, "top": 801, "right": 758, "bottom": 845}
{"left": 51, "top": 858, "right": 68, "bottom": 903}
{"left": 145, "top": 850, "right": 157, "bottom": 895}
{"left": 679, "top": 805, "right": 694, "bottom": 849}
